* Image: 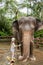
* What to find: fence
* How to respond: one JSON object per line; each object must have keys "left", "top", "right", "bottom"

{"left": 0, "top": 36, "right": 43, "bottom": 44}
{"left": 34, "top": 38, "right": 43, "bottom": 44}
{"left": 0, "top": 36, "right": 12, "bottom": 42}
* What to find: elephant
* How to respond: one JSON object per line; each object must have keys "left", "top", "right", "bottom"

{"left": 12, "top": 16, "right": 43, "bottom": 61}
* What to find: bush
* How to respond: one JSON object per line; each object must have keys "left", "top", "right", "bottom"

{"left": 0, "top": 31, "right": 8, "bottom": 36}
{"left": 34, "top": 30, "right": 43, "bottom": 38}
{"left": 0, "top": 16, "right": 12, "bottom": 36}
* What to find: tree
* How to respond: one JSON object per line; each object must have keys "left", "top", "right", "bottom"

{"left": 18, "top": 0, "right": 43, "bottom": 19}
{"left": 0, "top": 0, "right": 43, "bottom": 36}
{"left": 32, "top": 1, "right": 43, "bottom": 19}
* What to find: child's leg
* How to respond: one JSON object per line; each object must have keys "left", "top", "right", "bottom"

{"left": 12, "top": 52, "right": 14, "bottom": 59}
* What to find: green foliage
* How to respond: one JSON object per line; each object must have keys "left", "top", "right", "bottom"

{"left": 34, "top": 30, "right": 43, "bottom": 38}
{"left": 18, "top": 0, "right": 43, "bottom": 19}
{"left": 32, "top": 2, "right": 43, "bottom": 19}
{"left": 0, "top": 31, "right": 7, "bottom": 36}
{"left": 0, "top": 0, "right": 43, "bottom": 36}
{"left": 0, "top": 15, "right": 12, "bottom": 36}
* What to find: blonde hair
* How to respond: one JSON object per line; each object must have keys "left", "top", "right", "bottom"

{"left": 11, "top": 38, "right": 15, "bottom": 42}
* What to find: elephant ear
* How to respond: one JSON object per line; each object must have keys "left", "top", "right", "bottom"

{"left": 37, "top": 21, "right": 43, "bottom": 30}
{"left": 38, "top": 25, "right": 43, "bottom": 30}
{"left": 35, "top": 18, "right": 42, "bottom": 31}
{"left": 12, "top": 20, "right": 19, "bottom": 31}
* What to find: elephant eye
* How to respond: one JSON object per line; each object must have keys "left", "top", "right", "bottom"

{"left": 30, "top": 24, "right": 35, "bottom": 29}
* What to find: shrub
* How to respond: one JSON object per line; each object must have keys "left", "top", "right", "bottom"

{"left": 0, "top": 31, "right": 8, "bottom": 36}
{"left": 34, "top": 30, "right": 43, "bottom": 38}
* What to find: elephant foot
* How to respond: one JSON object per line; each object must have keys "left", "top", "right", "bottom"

{"left": 23, "top": 58, "right": 27, "bottom": 62}
{"left": 19, "top": 56, "right": 29, "bottom": 62}
{"left": 18, "top": 56, "right": 24, "bottom": 61}
{"left": 22, "top": 56, "right": 30, "bottom": 62}
{"left": 30, "top": 56, "right": 36, "bottom": 61}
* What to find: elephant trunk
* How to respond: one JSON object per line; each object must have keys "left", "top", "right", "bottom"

{"left": 22, "top": 30, "right": 32, "bottom": 59}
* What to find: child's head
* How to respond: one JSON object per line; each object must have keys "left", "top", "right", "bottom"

{"left": 11, "top": 37, "right": 15, "bottom": 42}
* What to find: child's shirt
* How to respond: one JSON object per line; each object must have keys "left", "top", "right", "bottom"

{"left": 10, "top": 42, "right": 15, "bottom": 52}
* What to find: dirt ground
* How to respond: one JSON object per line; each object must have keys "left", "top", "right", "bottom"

{"left": 0, "top": 42, "right": 43, "bottom": 65}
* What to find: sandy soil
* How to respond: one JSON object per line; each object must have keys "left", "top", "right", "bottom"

{"left": 0, "top": 42, "right": 43, "bottom": 65}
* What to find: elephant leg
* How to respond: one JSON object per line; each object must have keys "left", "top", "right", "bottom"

{"left": 29, "top": 31, "right": 34, "bottom": 56}
{"left": 21, "top": 42, "right": 23, "bottom": 56}
{"left": 30, "top": 39, "right": 34, "bottom": 57}
{"left": 30, "top": 38, "right": 36, "bottom": 61}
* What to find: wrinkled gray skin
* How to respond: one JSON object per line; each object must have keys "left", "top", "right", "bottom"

{"left": 12, "top": 16, "right": 43, "bottom": 61}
